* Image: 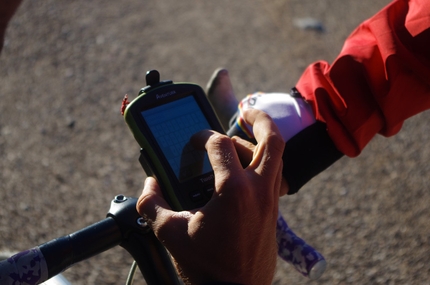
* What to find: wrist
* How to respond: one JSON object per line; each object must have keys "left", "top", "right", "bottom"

{"left": 226, "top": 89, "right": 344, "bottom": 194}
{"left": 283, "top": 121, "right": 344, "bottom": 194}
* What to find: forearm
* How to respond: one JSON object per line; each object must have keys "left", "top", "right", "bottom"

{"left": 296, "top": 0, "right": 430, "bottom": 157}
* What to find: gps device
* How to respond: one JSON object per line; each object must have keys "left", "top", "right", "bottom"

{"left": 123, "top": 70, "right": 224, "bottom": 211}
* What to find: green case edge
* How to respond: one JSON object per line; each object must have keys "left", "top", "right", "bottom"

{"left": 123, "top": 87, "right": 190, "bottom": 211}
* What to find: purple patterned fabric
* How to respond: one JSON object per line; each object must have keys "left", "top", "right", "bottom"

{"left": 0, "top": 247, "right": 48, "bottom": 285}
{"left": 276, "top": 212, "right": 327, "bottom": 280}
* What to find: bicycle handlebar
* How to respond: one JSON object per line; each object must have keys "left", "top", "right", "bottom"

{"left": 0, "top": 195, "right": 180, "bottom": 285}
{"left": 0, "top": 217, "right": 121, "bottom": 285}
{"left": 40, "top": 217, "right": 122, "bottom": 279}
{"left": 0, "top": 195, "right": 326, "bottom": 285}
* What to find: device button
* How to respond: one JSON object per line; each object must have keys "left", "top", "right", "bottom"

{"left": 204, "top": 187, "right": 214, "bottom": 198}
{"left": 189, "top": 190, "right": 204, "bottom": 202}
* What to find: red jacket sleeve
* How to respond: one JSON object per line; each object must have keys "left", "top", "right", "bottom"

{"left": 296, "top": 0, "right": 430, "bottom": 157}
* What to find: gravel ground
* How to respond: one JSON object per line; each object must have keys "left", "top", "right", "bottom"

{"left": 1, "top": 0, "right": 429, "bottom": 284}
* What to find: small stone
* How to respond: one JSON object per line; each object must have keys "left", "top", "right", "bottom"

{"left": 293, "top": 17, "right": 325, "bottom": 32}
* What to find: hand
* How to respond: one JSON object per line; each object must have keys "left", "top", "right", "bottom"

{"left": 206, "top": 68, "right": 290, "bottom": 195}
{"left": 232, "top": 135, "right": 290, "bottom": 196}
{"left": 137, "top": 109, "right": 285, "bottom": 285}
{"left": 206, "top": 68, "right": 343, "bottom": 195}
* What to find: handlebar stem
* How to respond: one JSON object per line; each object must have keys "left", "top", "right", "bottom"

{"left": 107, "top": 195, "right": 180, "bottom": 285}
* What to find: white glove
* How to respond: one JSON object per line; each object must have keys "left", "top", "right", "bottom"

{"left": 233, "top": 91, "right": 316, "bottom": 142}
{"left": 206, "top": 68, "right": 343, "bottom": 195}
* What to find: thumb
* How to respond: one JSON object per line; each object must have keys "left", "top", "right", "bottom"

{"left": 231, "top": 136, "right": 255, "bottom": 168}
{"left": 136, "top": 177, "right": 172, "bottom": 227}
{"left": 136, "top": 177, "right": 192, "bottom": 249}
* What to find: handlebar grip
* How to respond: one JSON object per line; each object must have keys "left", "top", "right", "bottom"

{"left": 276, "top": 212, "right": 327, "bottom": 280}
{"left": 0, "top": 247, "right": 48, "bottom": 285}
{"left": 40, "top": 217, "right": 122, "bottom": 279}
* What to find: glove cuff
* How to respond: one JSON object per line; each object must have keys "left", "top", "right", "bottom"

{"left": 283, "top": 121, "right": 344, "bottom": 194}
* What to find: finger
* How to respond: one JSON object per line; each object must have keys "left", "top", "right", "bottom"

{"left": 273, "top": 158, "right": 283, "bottom": 207}
{"left": 235, "top": 111, "right": 289, "bottom": 196}
{"left": 136, "top": 177, "right": 173, "bottom": 230}
{"left": 137, "top": 177, "right": 194, "bottom": 255}
{"left": 231, "top": 136, "right": 255, "bottom": 167}
{"left": 243, "top": 109, "right": 285, "bottom": 178}
{"left": 192, "top": 130, "right": 243, "bottom": 191}
{"left": 280, "top": 178, "right": 290, "bottom": 196}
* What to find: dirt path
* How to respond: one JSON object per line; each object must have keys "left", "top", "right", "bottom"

{"left": 1, "top": 0, "right": 429, "bottom": 284}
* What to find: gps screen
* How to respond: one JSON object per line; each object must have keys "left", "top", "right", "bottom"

{"left": 141, "top": 95, "right": 212, "bottom": 182}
